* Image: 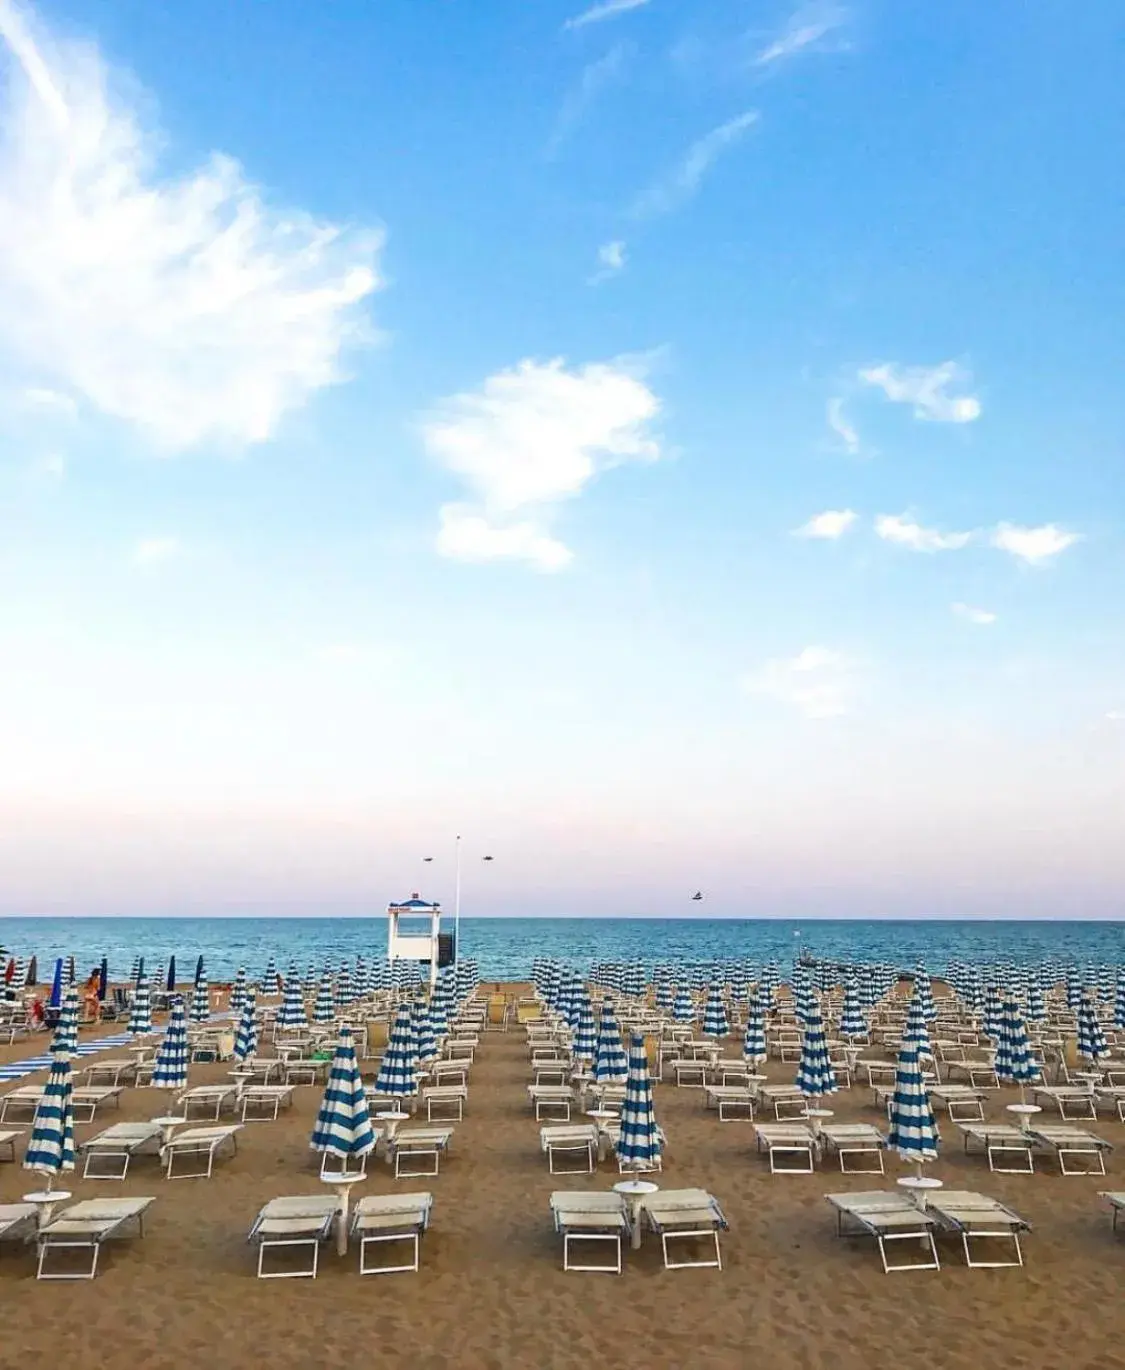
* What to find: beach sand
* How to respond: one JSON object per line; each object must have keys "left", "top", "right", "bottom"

{"left": 1, "top": 988, "right": 1123, "bottom": 1369}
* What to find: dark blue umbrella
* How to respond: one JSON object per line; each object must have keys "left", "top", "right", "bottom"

{"left": 194, "top": 955, "right": 204, "bottom": 986}
{"left": 27, "top": 955, "right": 38, "bottom": 987}
{"left": 48, "top": 958, "right": 63, "bottom": 1009}
{"left": 166, "top": 956, "right": 176, "bottom": 992}
{"left": 97, "top": 957, "right": 108, "bottom": 1002}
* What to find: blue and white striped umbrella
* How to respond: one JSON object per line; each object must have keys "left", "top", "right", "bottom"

{"left": 912, "top": 966, "right": 936, "bottom": 1021}
{"left": 151, "top": 997, "right": 189, "bottom": 1089}
{"left": 1026, "top": 971, "right": 1047, "bottom": 1023}
{"left": 743, "top": 993, "right": 767, "bottom": 1065}
{"left": 430, "top": 974, "right": 454, "bottom": 1040}
{"left": 261, "top": 957, "right": 281, "bottom": 996}
{"left": 655, "top": 977, "right": 674, "bottom": 1014}
{"left": 189, "top": 968, "right": 209, "bottom": 1024}
{"left": 53, "top": 987, "right": 80, "bottom": 1057}
{"left": 671, "top": 987, "right": 695, "bottom": 1024}
{"left": 838, "top": 979, "right": 868, "bottom": 1039}
{"left": 313, "top": 979, "right": 336, "bottom": 1024}
{"left": 233, "top": 991, "right": 259, "bottom": 1063}
{"left": 593, "top": 1002, "right": 628, "bottom": 1084}
{"left": 901, "top": 984, "right": 933, "bottom": 1059}
{"left": 1076, "top": 993, "right": 1108, "bottom": 1063}
{"left": 129, "top": 978, "right": 153, "bottom": 1036}
{"left": 701, "top": 983, "right": 729, "bottom": 1039}
{"left": 795, "top": 1002, "right": 837, "bottom": 1100}
{"left": 993, "top": 995, "right": 1041, "bottom": 1091}
{"left": 886, "top": 1042, "right": 939, "bottom": 1166}
{"left": 336, "top": 962, "right": 354, "bottom": 1005}
{"left": 1114, "top": 971, "right": 1125, "bottom": 1033}
{"left": 276, "top": 967, "right": 308, "bottom": 1029}
{"left": 572, "top": 990, "right": 598, "bottom": 1065}
{"left": 23, "top": 1051, "right": 75, "bottom": 1184}
{"left": 230, "top": 968, "right": 247, "bottom": 1013}
{"left": 373, "top": 1003, "right": 418, "bottom": 1099}
{"left": 982, "top": 985, "right": 1004, "bottom": 1041}
{"left": 412, "top": 997, "right": 437, "bottom": 1062}
{"left": 310, "top": 1025, "right": 376, "bottom": 1164}
{"left": 616, "top": 1032, "right": 662, "bottom": 1172}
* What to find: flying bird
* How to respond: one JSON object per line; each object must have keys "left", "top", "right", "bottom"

{"left": 692, "top": 891, "right": 703, "bottom": 901}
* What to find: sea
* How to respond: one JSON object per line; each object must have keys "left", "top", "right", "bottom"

{"left": 2, "top": 916, "right": 1124, "bottom": 981}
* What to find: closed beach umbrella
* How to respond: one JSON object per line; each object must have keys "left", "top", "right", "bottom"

{"left": 593, "top": 1002, "right": 628, "bottom": 1085}
{"left": 230, "top": 968, "right": 247, "bottom": 1014}
{"left": 671, "top": 986, "right": 694, "bottom": 1024}
{"left": 26, "top": 955, "right": 38, "bottom": 986}
{"left": 134, "top": 957, "right": 146, "bottom": 988}
{"left": 430, "top": 973, "right": 454, "bottom": 1040}
{"left": 233, "top": 991, "right": 259, "bottom": 1064}
{"left": 1026, "top": 972, "right": 1047, "bottom": 1024}
{"left": 48, "top": 958, "right": 63, "bottom": 1009}
{"left": 151, "top": 997, "right": 190, "bottom": 1090}
{"left": 572, "top": 990, "right": 598, "bottom": 1066}
{"left": 795, "top": 1001, "right": 837, "bottom": 1102}
{"left": 839, "top": 978, "right": 868, "bottom": 1040}
{"left": 743, "top": 993, "right": 767, "bottom": 1066}
{"left": 913, "top": 966, "right": 936, "bottom": 1022}
{"left": 1114, "top": 971, "right": 1125, "bottom": 1033}
{"left": 655, "top": 977, "right": 674, "bottom": 1015}
{"left": 411, "top": 997, "right": 437, "bottom": 1062}
{"left": 336, "top": 962, "right": 354, "bottom": 1005}
{"left": 982, "top": 985, "right": 1004, "bottom": 1041}
{"left": 1076, "top": 993, "right": 1108, "bottom": 1063}
{"left": 276, "top": 966, "right": 308, "bottom": 1029}
{"left": 311, "top": 1025, "right": 375, "bottom": 1180}
{"left": 617, "top": 1032, "right": 662, "bottom": 1172}
{"left": 886, "top": 1042, "right": 939, "bottom": 1172}
{"left": 901, "top": 984, "right": 933, "bottom": 1059}
{"left": 993, "top": 995, "right": 1041, "bottom": 1100}
{"left": 23, "top": 1052, "right": 76, "bottom": 1189}
{"left": 190, "top": 969, "right": 209, "bottom": 1024}
{"left": 53, "top": 988, "right": 80, "bottom": 1057}
{"left": 128, "top": 978, "right": 153, "bottom": 1036}
{"left": 702, "top": 983, "right": 729, "bottom": 1039}
{"left": 262, "top": 956, "right": 280, "bottom": 996}
{"left": 373, "top": 1004, "right": 418, "bottom": 1101}
{"left": 313, "top": 979, "right": 336, "bottom": 1024}
{"left": 166, "top": 956, "right": 177, "bottom": 992}
{"left": 194, "top": 954, "right": 205, "bottom": 986}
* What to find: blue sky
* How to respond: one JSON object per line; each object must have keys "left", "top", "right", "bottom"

{"left": 0, "top": 0, "right": 1122, "bottom": 918}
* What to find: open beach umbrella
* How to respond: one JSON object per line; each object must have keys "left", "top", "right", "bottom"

{"left": 230, "top": 968, "right": 247, "bottom": 1014}
{"left": 701, "top": 983, "right": 729, "bottom": 1039}
{"left": 276, "top": 967, "right": 308, "bottom": 1029}
{"left": 373, "top": 1003, "right": 418, "bottom": 1101}
{"left": 189, "top": 969, "right": 209, "bottom": 1024}
{"left": 795, "top": 1001, "right": 837, "bottom": 1103}
{"left": 993, "top": 995, "right": 1041, "bottom": 1100}
{"left": 617, "top": 1032, "right": 662, "bottom": 1172}
{"left": 53, "top": 988, "right": 80, "bottom": 1057}
{"left": 886, "top": 1042, "right": 939, "bottom": 1173}
{"left": 593, "top": 1002, "right": 628, "bottom": 1085}
{"left": 313, "top": 979, "right": 336, "bottom": 1024}
{"left": 23, "top": 1051, "right": 75, "bottom": 1189}
{"left": 233, "top": 991, "right": 259, "bottom": 1064}
{"left": 166, "top": 956, "right": 177, "bottom": 992}
{"left": 311, "top": 1025, "right": 375, "bottom": 1174}
{"left": 411, "top": 997, "right": 437, "bottom": 1062}
{"left": 1076, "top": 993, "right": 1108, "bottom": 1063}
{"left": 128, "top": 978, "right": 153, "bottom": 1036}
{"left": 151, "top": 997, "right": 189, "bottom": 1090}
{"left": 48, "top": 958, "right": 63, "bottom": 1009}
{"left": 743, "top": 993, "right": 767, "bottom": 1066}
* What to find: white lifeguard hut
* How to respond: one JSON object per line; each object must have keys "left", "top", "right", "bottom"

{"left": 386, "top": 894, "right": 443, "bottom": 991}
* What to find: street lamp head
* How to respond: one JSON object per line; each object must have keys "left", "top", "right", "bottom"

{"left": 482, "top": 855, "right": 493, "bottom": 861}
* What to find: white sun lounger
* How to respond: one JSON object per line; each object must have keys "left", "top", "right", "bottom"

{"left": 389, "top": 1126, "right": 454, "bottom": 1178}
{"left": 756, "top": 1084, "right": 809, "bottom": 1120}
{"left": 754, "top": 1122, "right": 817, "bottom": 1174}
{"left": 826, "top": 1191, "right": 940, "bottom": 1273}
{"left": 248, "top": 1195, "right": 339, "bottom": 1278}
{"left": 350, "top": 1192, "right": 433, "bottom": 1274}
{"left": 958, "top": 1123, "right": 1036, "bottom": 1174}
{"left": 0, "top": 1203, "right": 38, "bottom": 1246}
{"left": 549, "top": 1191, "right": 628, "bottom": 1273}
{"left": 79, "top": 1058, "right": 139, "bottom": 1087}
{"left": 1099, "top": 1191, "right": 1125, "bottom": 1233}
{"left": 0, "top": 1130, "right": 20, "bottom": 1163}
{"left": 177, "top": 1084, "right": 240, "bottom": 1121}
{"left": 928, "top": 1191, "right": 1030, "bottom": 1268}
{"left": 80, "top": 1121, "right": 163, "bottom": 1180}
{"left": 1030, "top": 1125, "right": 1113, "bottom": 1176}
{"left": 640, "top": 1188, "right": 728, "bottom": 1270}
{"left": 36, "top": 1196, "right": 155, "bottom": 1279}
{"left": 540, "top": 1123, "right": 598, "bottom": 1174}
{"left": 422, "top": 1084, "right": 468, "bottom": 1122}
{"left": 163, "top": 1124, "right": 242, "bottom": 1179}
{"left": 3, "top": 1085, "right": 124, "bottom": 1123}
{"left": 929, "top": 1084, "right": 987, "bottom": 1122}
{"left": 1029, "top": 1086, "right": 1097, "bottom": 1121}
{"left": 239, "top": 1084, "right": 296, "bottom": 1122}
{"left": 819, "top": 1123, "right": 887, "bottom": 1174}
{"left": 704, "top": 1085, "right": 756, "bottom": 1121}
{"left": 527, "top": 1084, "right": 573, "bottom": 1121}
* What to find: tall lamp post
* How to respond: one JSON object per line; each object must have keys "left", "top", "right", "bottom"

{"left": 422, "top": 840, "right": 493, "bottom": 965}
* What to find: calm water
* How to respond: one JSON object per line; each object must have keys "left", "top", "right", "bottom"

{"left": 2, "top": 916, "right": 1124, "bottom": 981}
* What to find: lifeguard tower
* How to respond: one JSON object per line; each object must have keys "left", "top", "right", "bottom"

{"left": 386, "top": 894, "right": 451, "bottom": 991}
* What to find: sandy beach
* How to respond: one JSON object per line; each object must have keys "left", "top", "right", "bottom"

{"left": 1, "top": 986, "right": 1123, "bottom": 1370}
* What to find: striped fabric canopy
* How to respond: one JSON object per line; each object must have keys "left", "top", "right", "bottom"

{"left": 701, "top": 983, "right": 729, "bottom": 1039}
{"left": 54, "top": 987, "right": 80, "bottom": 1057}
{"left": 1115, "top": 971, "right": 1125, "bottom": 1033}
{"left": 151, "top": 997, "right": 190, "bottom": 1089}
{"left": 311, "top": 1025, "right": 376, "bottom": 1162}
{"left": 276, "top": 967, "right": 308, "bottom": 1029}
{"left": 900, "top": 985, "right": 933, "bottom": 1059}
{"left": 993, "top": 995, "right": 1041, "bottom": 1087}
{"left": 572, "top": 990, "right": 598, "bottom": 1065}
{"left": 233, "top": 992, "right": 259, "bottom": 1064}
{"left": 886, "top": 1041, "right": 939, "bottom": 1165}
{"left": 795, "top": 1001, "right": 837, "bottom": 1100}
{"left": 313, "top": 979, "right": 336, "bottom": 1024}
{"left": 982, "top": 985, "right": 1004, "bottom": 1041}
{"left": 1076, "top": 993, "right": 1108, "bottom": 1062}
{"left": 838, "top": 979, "right": 868, "bottom": 1039}
{"left": 261, "top": 957, "right": 281, "bottom": 996}
{"left": 616, "top": 1032, "right": 662, "bottom": 1172}
{"left": 23, "top": 1051, "right": 76, "bottom": 1182}
{"left": 373, "top": 1003, "right": 418, "bottom": 1099}
{"left": 671, "top": 987, "right": 694, "bottom": 1023}
{"left": 912, "top": 966, "right": 936, "bottom": 1022}
{"left": 742, "top": 993, "right": 767, "bottom": 1065}
{"left": 190, "top": 969, "right": 209, "bottom": 1024}
{"left": 412, "top": 997, "right": 437, "bottom": 1062}
{"left": 229, "top": 968, "right": 247, "bottom": 1013}
{"left": 1026, "top": 972, "right": 1047, "bottom": 1023}
{"left": 129, "top": 978, "right": 153, "bottom": 1036}
{"left": 593, "top": 1002, "right": 628, "bottom": 1084}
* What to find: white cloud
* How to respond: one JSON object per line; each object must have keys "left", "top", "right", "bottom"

{"left": 633, "top": 111, "right": 758, "bottom": 217}
{"left": 859, "top": 361, "right": 981, "bottom": 423}
{"left": 951, "top": 602, "right": 997, "bottom": 626}
{"left": 20, "top": 385, "right": 76, "bottom": 414}
{"left": 1107, "top": 711, "right": 1125, "bottom": 724}
{"left": 794, "top": 508, "right": 857, "bottom": 540}
{"left": 589, "top": 239, "right": 627, "bottom": 284}
{"left": 546, "top": 45, "right": 627, "bottom": 158}
{"left": 422, "top": 356, "right": 661, "bottom": 572}
{"left": 746, "top": 645, "right": 854, "bottom": 719}
{"left": 564, "top": 0, "right": 650, "bottom": 30}
{"left": 826, "top": 396, "right": 859, "bottom": 455}
{"left": 0, "top": 1, "right": 382, "bottom": 452}
{"left": 27, "top": 451, "right": 65, "bottom": 481}
{"left": 990, "top": 522, "right": 1080, "bottom": 564}
{"left": 755, "top": 3, "right": 848, "bottom": 66}
{"left": 875, "top": 513, "right": 972, "bottom": 552}
{"left": 132, "top": 535, "right": 181, "bottom": 566}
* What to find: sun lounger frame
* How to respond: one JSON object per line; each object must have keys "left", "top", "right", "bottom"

{"left": 754, "top": 1124, "right": 816, "bottom": 1174}
{"left": 641, "top": 1191, "right": 728, "bottom": 1271}
{"left": 827, "top": 1193, "right": 941, "bottom": 1274}
{"left": 81, "top": 1123, "right": 163, "bottom": 1180}
{"left": 36, "top": 1198, "right": 154, "bottom": 1280}
{"left": 1030, "top": 1127, "right": 1112, "bottom": 1176}
{"left": 164, "top": 1124, "right": 242, "bottom": 1179}
{"left": 350, "top": 1193, "right": 432, "bottom": 1275}
{"left": 249, "top": 1197, "right": 339, "bottom": 1279}
{"left": 929, "top": 1192, "right": 1030, "bottom": 1269}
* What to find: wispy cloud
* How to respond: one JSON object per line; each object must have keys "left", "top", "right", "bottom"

{"left": 546, "top": 44, "right": 628, "bottom": 157}
{"left": 422, "top": 356, "right": 662, "bottom": 572}
{"left": 952, "top": 602, "right": 997, "bottom": 626}
{"left": 826, "top": 396, "right": 860, "bottom": 454}
{"left": 27, "top": 451, "right": 65, "bottom": 482}
{"left": 20, "top": 385, "right": 76, "bottom": 415}
{"left": 859, "top": 361, "right": 982, "bottom": 423}
{"left": 794, "top": 509, "right": 857, "bottom": 540}
{"left": 564, "top": 0, "right": 651, "bottom": 31}
{"left": 588, "top": 239, "right": 627, "bottom": 284}
{"left": 132, "top": 535, "right": 181, "bottom": 566}
{"left": 746, "top": 646, "right": 855, "bottom": 719}
{"left": 875, "top": 513, "right": 972, "bottom": 552}
{"left": 0, "top": 0, "right": 382, "bottom": 452}
{"left": 990, "top": 522, "right": 1080, "bottom": 564}
{"left": 754, "top": 3, "right": 848, "bottom": 67}
{"left": 633, "top": 110, "right": 758, "bottom": 217}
